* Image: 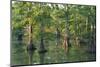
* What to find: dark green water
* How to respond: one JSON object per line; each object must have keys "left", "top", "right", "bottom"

{"left": 11, "top": 40, "right": 96, "bottom": 66}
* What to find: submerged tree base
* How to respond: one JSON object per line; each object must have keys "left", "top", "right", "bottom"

{"left": 38, "top": 49, "right": 47, "bottom": 53}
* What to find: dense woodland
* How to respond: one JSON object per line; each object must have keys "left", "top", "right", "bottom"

{"left": 11, "top": 1, "right": 96, "bottom": 65}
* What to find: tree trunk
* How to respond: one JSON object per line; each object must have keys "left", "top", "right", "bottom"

{"left": 56, "top": 27, "right": 61, "bottom": 46}
{"left": 27, "top": 24, "right": 36, "bottom": 51}
{"left": 39, "top": 21, "right": 47, "bottom": 53}
{"left": 63, "top": 5, "right": 70, "bottom": 52}
{"left": 74, "top": 14, "right": 80, "bottom": 47}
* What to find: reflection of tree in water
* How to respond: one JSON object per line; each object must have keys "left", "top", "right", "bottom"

{"left": 27, "top": 48, "right": 35, "bottom": 64}
{"left": 39, "top": 52, "right": 46, "bottom": 64}
{"left": 38, "top": 37, "right": 47, "bottom": 64}
{"left": 26, "top": 41, "right": 36, "bottom": 64}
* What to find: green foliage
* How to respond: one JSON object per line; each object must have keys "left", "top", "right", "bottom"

{"left": 12, "top": 1, "right": 96, "bottom": 65}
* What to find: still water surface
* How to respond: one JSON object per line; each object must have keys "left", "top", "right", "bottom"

{"left": 11, "top": 41, "right": 96, "bottom": 66}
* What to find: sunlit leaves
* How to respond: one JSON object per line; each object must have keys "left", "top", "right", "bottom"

{"left": 12, "top": 1, "right": 96, "bottom": 44}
